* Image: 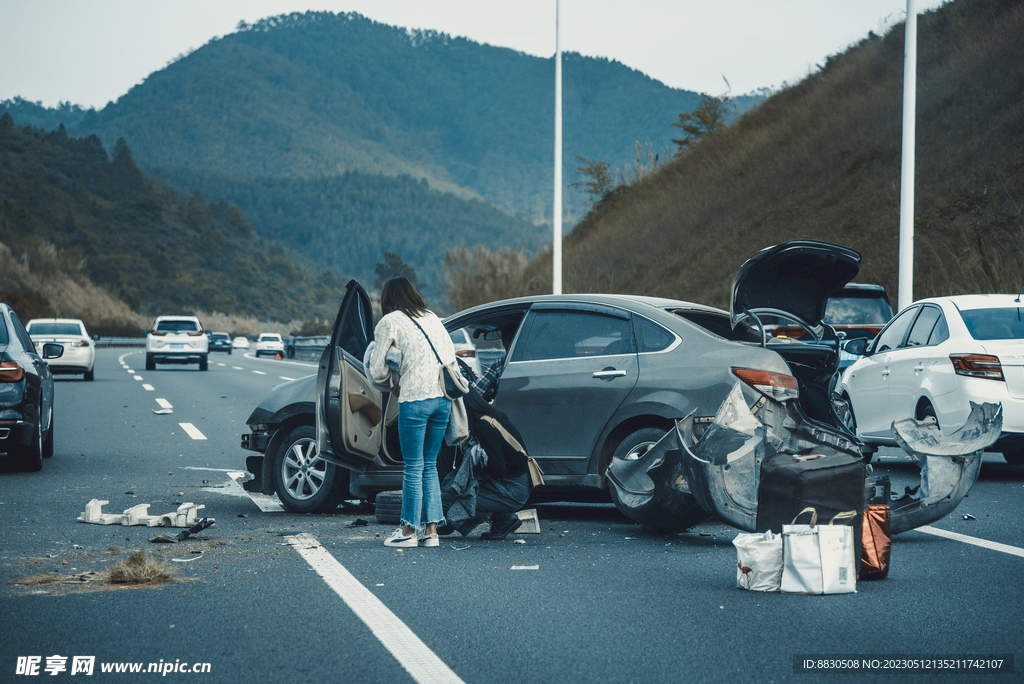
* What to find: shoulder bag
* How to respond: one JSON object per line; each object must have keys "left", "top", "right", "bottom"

{"left": 406, "top": 314, "right": 470, "bottom": 400}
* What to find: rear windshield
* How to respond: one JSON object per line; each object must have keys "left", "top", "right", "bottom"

{"left": 449, "top": 329, "right": 468, "bottom": 344}
{"left": 260, "top": 334, "right": 281, "bottom": 341}
{"left": 0, "top": 315, "right": 8, "bottom": 345}
{"left": 824, "top": 296, "right": 893, "bottom": 326}
{"left": 156, "top": 320, "right": 200, "bottom": 333}
{"left": 960, "top": 308, "right": 1024, "bottom": 340}
{"left": 210, "top": 333, "right": 229, "bottom": 341}
{"left": 27, "top": 322, "right": 82, "bottom": 336}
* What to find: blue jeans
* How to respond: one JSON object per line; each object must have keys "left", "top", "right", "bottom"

{"left": 398, "top": 396, "right": 451, "bottom": 531}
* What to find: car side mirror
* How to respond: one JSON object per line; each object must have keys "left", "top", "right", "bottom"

{"left": 91, "top": 334, "right": 100, "bottom": 342}
{"left": 843, "top": 338, "right": 869, "bottom": 356}
{"left": 484, "top": 330, "right": 503, "bottom": 341}
{"left": 42, "top": 343, "right": 64, "bottom": 360}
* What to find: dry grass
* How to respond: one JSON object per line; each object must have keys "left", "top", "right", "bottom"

{"left": 9, "top": 573, "right": 61, "bottom": 586}
{"left": 106, "top": 550, "right": 177, "bottom": 585}
{"left": 519, "top": 0, "right": 1024, "bottom": 306}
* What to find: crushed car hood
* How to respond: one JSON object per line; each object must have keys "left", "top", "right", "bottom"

{"left": 731, "top": 240, "right": 861, "bottom": 342}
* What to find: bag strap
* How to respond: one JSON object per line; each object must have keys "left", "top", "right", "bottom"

{"left": 790, "top": 507, "right": 818, "bottom": 527}
{"left": 405, "top": 313, "right": 445, "bottom": 367}
{"left": 828, "top": 511, "right": 858, "bottom": 526}
{"left": 480, "top": 415, "right": 528, "bottom": 458}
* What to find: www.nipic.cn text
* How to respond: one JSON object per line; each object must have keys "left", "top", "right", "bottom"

{"left": 15, "top": 656, "right": 212, "bottom": 676}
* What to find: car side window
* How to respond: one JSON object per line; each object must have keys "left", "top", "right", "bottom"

{"left": 904, "top": 306, "right": 941, "bottom": 348}
{"left": 635, "top": 319, "right": 674, "bottom": 353}
{"left": 928, "top": 314, "right": 949, "bottom": 345}
{"left": 874, "top": 306, "right": 917, "bottom": 352}
{"left": 9, "top": 311, "right": 36, "bottom": 353}
{"left": 519, "top": 311, "right": 635, "bottom": 362}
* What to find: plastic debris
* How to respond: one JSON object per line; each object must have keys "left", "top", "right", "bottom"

{"left": 170, "top": 553, "right": 203, "bottom": 562}
{"left": 152, "top": 408, "right": 173, "bottom": 415}
{"left": 149, "top": 518, "right": 215, "bottom": 543}
{"left": 513, "top": 539, "right": 526, "bottom": 545}
{"left": 346, "top": 518, "right": 369, "bottom": 528}
{"left": 78, "top": 499, "right": 211, "bottom": 528}
{"left": 962, "top": 514, "right": 977, "bottom": 520}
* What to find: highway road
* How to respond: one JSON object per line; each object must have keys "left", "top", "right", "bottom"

{"left": 2, "top": 348, "right": 1023, "bottom": 683}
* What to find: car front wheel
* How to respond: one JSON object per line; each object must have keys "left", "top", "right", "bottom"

{"left": 1002, "top": 449, "right": 1024, "bottom": 465}
{"left": 271, "top": 425, "right": 348, "bottom": 513}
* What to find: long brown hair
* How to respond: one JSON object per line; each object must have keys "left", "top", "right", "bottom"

{"left": 380, "top": 277, "right": 428, "bottom": 317}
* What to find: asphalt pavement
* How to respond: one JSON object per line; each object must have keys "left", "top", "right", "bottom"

{"left": 1, "top": 348, "right": 1023, "bottom": 683}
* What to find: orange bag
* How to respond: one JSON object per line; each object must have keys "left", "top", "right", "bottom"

{"left": 859, "top": 503, "right": 891, "bottom": 580}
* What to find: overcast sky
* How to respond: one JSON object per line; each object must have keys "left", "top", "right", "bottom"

{"left": 1, "top": 0, "right": 949, "bottom": 109}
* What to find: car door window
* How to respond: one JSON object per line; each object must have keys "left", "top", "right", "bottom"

{"left": 518, "top": 311, "right": 634, "bottom": 362}
{"left": 928, "top": 314, "right": 949, "bottom": 345}
{"left": 874, "top": 307, "right": 917, "bottom": 352}
{"left": 904, "top": 306, "right": 941, "bottom": 348}
{"left": 635, "top": 319, "right": 675, "bottom": 353}
{"left": 9, "top": 311, "right": 36, "bottom": 353}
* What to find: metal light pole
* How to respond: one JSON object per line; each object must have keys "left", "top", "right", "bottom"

{"left": 898, "top": 0, "right": 918, "bottom": 311}
{"left": 553, "top": 0, "right": 563, "bottom": 295}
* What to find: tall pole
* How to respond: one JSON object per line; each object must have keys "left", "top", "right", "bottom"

{"left": 553, "top": 0, "right": 563, "bottom": 295}
{"left": 898, "top": 0, "right": 917, "bottom": 312}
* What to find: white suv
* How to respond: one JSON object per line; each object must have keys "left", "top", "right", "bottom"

{"left": 254, "top": 333, "right": 285, "bottom": 358}
{"left": 146, "top": 316, "right": 209, "bottom": 370}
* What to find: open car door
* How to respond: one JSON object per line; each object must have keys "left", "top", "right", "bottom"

{"left": 316, "top": 280, "right": 383, "bottom": 470}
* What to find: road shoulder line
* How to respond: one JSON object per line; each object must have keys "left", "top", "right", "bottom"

{"left": 917, "top": 525, "right": 1024, "bottom": 558}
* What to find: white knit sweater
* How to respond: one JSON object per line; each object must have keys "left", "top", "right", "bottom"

{"left": 369, "top": 310, "right": 456, "bottom": 403}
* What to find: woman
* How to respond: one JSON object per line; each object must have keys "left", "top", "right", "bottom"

{"left": 369, "top": 277, "right": 454, "bottom": 548}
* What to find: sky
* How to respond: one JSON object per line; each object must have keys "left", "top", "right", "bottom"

{"left": 1, "top": 0, "right": 950, "bottom": 110}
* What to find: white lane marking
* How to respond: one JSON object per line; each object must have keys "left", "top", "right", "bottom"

{"left": 178, "top": 423, "right": 207, "bottom": 440}
{"left": 126, "top": 369, "right": 134, "bottom": 373}
{"left": 142, "top": 384, "right": 155, "bottom": 391}
{"left": 918, "top": 526, "right": 1024, "bottom": 558}
{"left": 226, "top": 471, "right": 284, "bottom": 513}
{"left": 510, "top": 565, "right": 540, "bottom": 570}
{"left": 133, "top": 375, "right": 143, "bottom": 381}
{"left": 217, "top": 363, "right": 226, "bottom": 367}
{"left": 183, "top": 467, "right": 238, "bottom": 472}
{"left": 253, "top": 370, "right": 267, "bottom": 375}
{"left": 155, "top": 398, "right": 173, "bottom": 409}
{"left": 287, "top": 533, "right": 465, "bottom": 684}
{"left": 280, "top": 376, "right": 296, "bottom": 381}
{"left": 232, "top": 366, "right": 243, "bottom": 370}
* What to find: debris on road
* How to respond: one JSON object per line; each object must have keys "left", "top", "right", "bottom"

{"left": 78, "top": 499, "right": 212, "bottom": 528}
{"left": 346, "top": 518, "right": 369, "bottom": 528}
{"left": 515, "top": 509, "right": 541, "bottom": 533}
{"left": 149, "top": 518, "right": 215, "bottom": 543}
{"left": 152, "top": 408, "right": 173, "bottom": 415}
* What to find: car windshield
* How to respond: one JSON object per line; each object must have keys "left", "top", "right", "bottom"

{"left": 210, "top": 334, "right": 229, "bottom": 341}
{"left": 261, "top": 335, "right": 281, "bottom": 341}
{"left": 27, "top": 322, "right": 82, "bottom": 336}
{"left": 960, "top": 307, "right": 1024, "bottom": 340}
{"left": 823, "top": 296, "right": 893, "bottom": 325}
{"left": 157, "top": 320, "right": 199, "bottom": 333}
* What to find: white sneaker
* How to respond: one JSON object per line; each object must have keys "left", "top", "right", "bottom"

{"left": 384, "top": 528, "right": 418, "bottom": 548}
{"left": 422, "top": 533, "right": 439, "bottom": 548}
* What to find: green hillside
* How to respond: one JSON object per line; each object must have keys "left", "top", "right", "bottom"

{"left": 527, "top": 0, "right": 1024, "bottom": 307}
{"left": 0, "top": 114, "right": 341, "bottom": 322}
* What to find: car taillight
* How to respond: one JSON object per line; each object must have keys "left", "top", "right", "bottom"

{"left": 151, "top": 330, "right": 166, "bottom": 336}
{"left": 188, "top": 331, "right": 204, "bottom": 337}
{"left": 732, "top": 368, "right": 799, "bottom": 402}
{"left": 70, "top": 340, "right": 90, "bottom": 348}
{"left": 456, "top": 350, "right": 476, "bottom": 358}
{"left": 0, "top": 361, "right": 25, "bottom": 383}
{"left": 950, "top": 354, "right": 1004, "bottom": 381}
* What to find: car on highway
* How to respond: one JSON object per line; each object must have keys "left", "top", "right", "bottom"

{"left": 241, "top": 240, "right": 864, "bottom": 513}
{"left": 254, "top": 333, "right": 285, "bottom": 358}
{"left": 208, "top": 332, "right": 232, "bottom": 354}
{"left": 232, "top": 336, "right": 250, "bottom": 350}
{"left": 145, "top": 315, "right": 208, "bottom": 371}
{"left": 26, "top": 318, "right": 96, "bottom": 381}
{"left": 837, "top": 294, "right": 1024, "bottom": 464}
{"left": 0, "top": 303, "right": 63, "bottom": 471}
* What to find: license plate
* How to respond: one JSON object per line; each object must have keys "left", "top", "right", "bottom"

{"left": 169, "top": 343, "right": 184, "bottom": 350}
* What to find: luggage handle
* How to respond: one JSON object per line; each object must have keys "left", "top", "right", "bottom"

{"left": 828, "top": 510, "right": 857, "bottom": 526}
{"left": 790, "top": 507, "right": 818, "bottom": 527}
{"left": 792, "top": 453, "right": 826, "bottom": 463}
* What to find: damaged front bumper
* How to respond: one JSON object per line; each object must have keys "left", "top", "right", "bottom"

{"left": 608, "top": 383, "right": 1002, "bottom": 534}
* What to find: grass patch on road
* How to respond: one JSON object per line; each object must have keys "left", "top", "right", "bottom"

{"left": 8, "top": 550, "right": 194, "bottom": 595}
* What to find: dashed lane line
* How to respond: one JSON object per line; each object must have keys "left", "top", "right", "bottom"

{"left": 133, "top": 375, "right": 143, "bottom": 381}
{"left": 178, "top": 423, "right": 207, "bottom": 440}
{"left": 287, "top": 533, "right": 465, "bottom": 684}
{"left": 155, "top": 398, "right": 173, "bottom": 409}
{"left": 918, "top": 525, "right": 1024, "bottom": 559}
{"left": 232, "top": 366, "right": 243, "bottom": 370}
{"left": 253, "top": 370, "right": 267, "bottom": 375}
{"left": 226, "top": 471, "right": 284, "bottom": 513}
{"left": 217, "top": 363, "right": 226, "bottom": 367}
{"left": 280, "top": 376, "right": 295, "bottom": 381}
{"left": 143, "top": 384, "right": 154, "bottom": 391}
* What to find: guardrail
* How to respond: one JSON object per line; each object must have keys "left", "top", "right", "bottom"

{"left": 288, "top": 337, "right": 329, "bottom": 361}
{"left": 94, "top": 337, "right": 146, "bottom": 348}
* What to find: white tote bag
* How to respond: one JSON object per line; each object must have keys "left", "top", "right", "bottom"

{"left": 733, "top": 531, "right": 783, "bottom": 592}
{"left": 781, "top": 508, "right": 858, "bottom": 595}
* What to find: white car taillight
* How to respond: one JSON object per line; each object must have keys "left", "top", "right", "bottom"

{"left": 70, "top": 340, "right": 90, "bottom": 348}
{"left": 732, "top": 368, "right": 799, "bottom": 402}
{"left": 950, "top": 354, "right": 1004, "bottom": 381}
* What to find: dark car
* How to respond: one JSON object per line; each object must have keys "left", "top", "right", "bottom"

{"left": 241, "top": 240, "right": 864, "bottom": 513}
{"left": 208, "top": 332, "right": 233, "bottom": 354}
{"left": 0, "top": 303, "right": 63, "bottom": 471}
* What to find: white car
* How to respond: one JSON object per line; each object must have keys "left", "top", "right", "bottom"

{"left": 232, "top": 336, "right": 250, "bottom": 350}
{"left": 145, "top": 316, "right": 208, "bottom": 371}
{"left": 26, "top": 318, "right": 96, "bottom": 381}
{"left": 837, "top": 294, "right": 1024, "bottom": 464}
{"left": 254, "top": 333, "right": 285, "bottom": 358}
{"left": 448, "top": 327, "right": 482, "bottom": 377}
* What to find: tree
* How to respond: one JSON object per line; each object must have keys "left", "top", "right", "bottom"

{"left": 374, "top": 251, "right": 422, "bottom": 290}
{"left": 569, "top": 155, "right": 614, "bottom": 206}
{"left": 671, "top": 93, "right": 732, "bottom": 155}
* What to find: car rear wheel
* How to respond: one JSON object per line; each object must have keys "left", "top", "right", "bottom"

{"left": 42, "top": 408, "right": 54, "bottom": 459}
{"left": 84, "top": 368, "right": 94, "bottom": 381}
{"left": 917, "top": 401, "right": 938, "bottom": 426}
{"left": 1002, "top": 449, "right": 1024, "bottom": 465}
{"left": 271, "top": 425, "right": 348, "bottom": 513}
{"left": 145, "top": 355, "right": 155, "bottom": 371}
{"left": 199, "top": 357, "right": 208, "bottom": 371}
{"left": 15, "top": 406, "right": 43, "bottom": 472}
{"left": 611, "top": 428, "right": 666, "bottom": 465}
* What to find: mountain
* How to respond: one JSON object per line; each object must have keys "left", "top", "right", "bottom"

{"left": 528, "top": 0, "right": 1024, "bottom": 308}
{"left": 0, "top": 114, "right": 342, "bottom": 323}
